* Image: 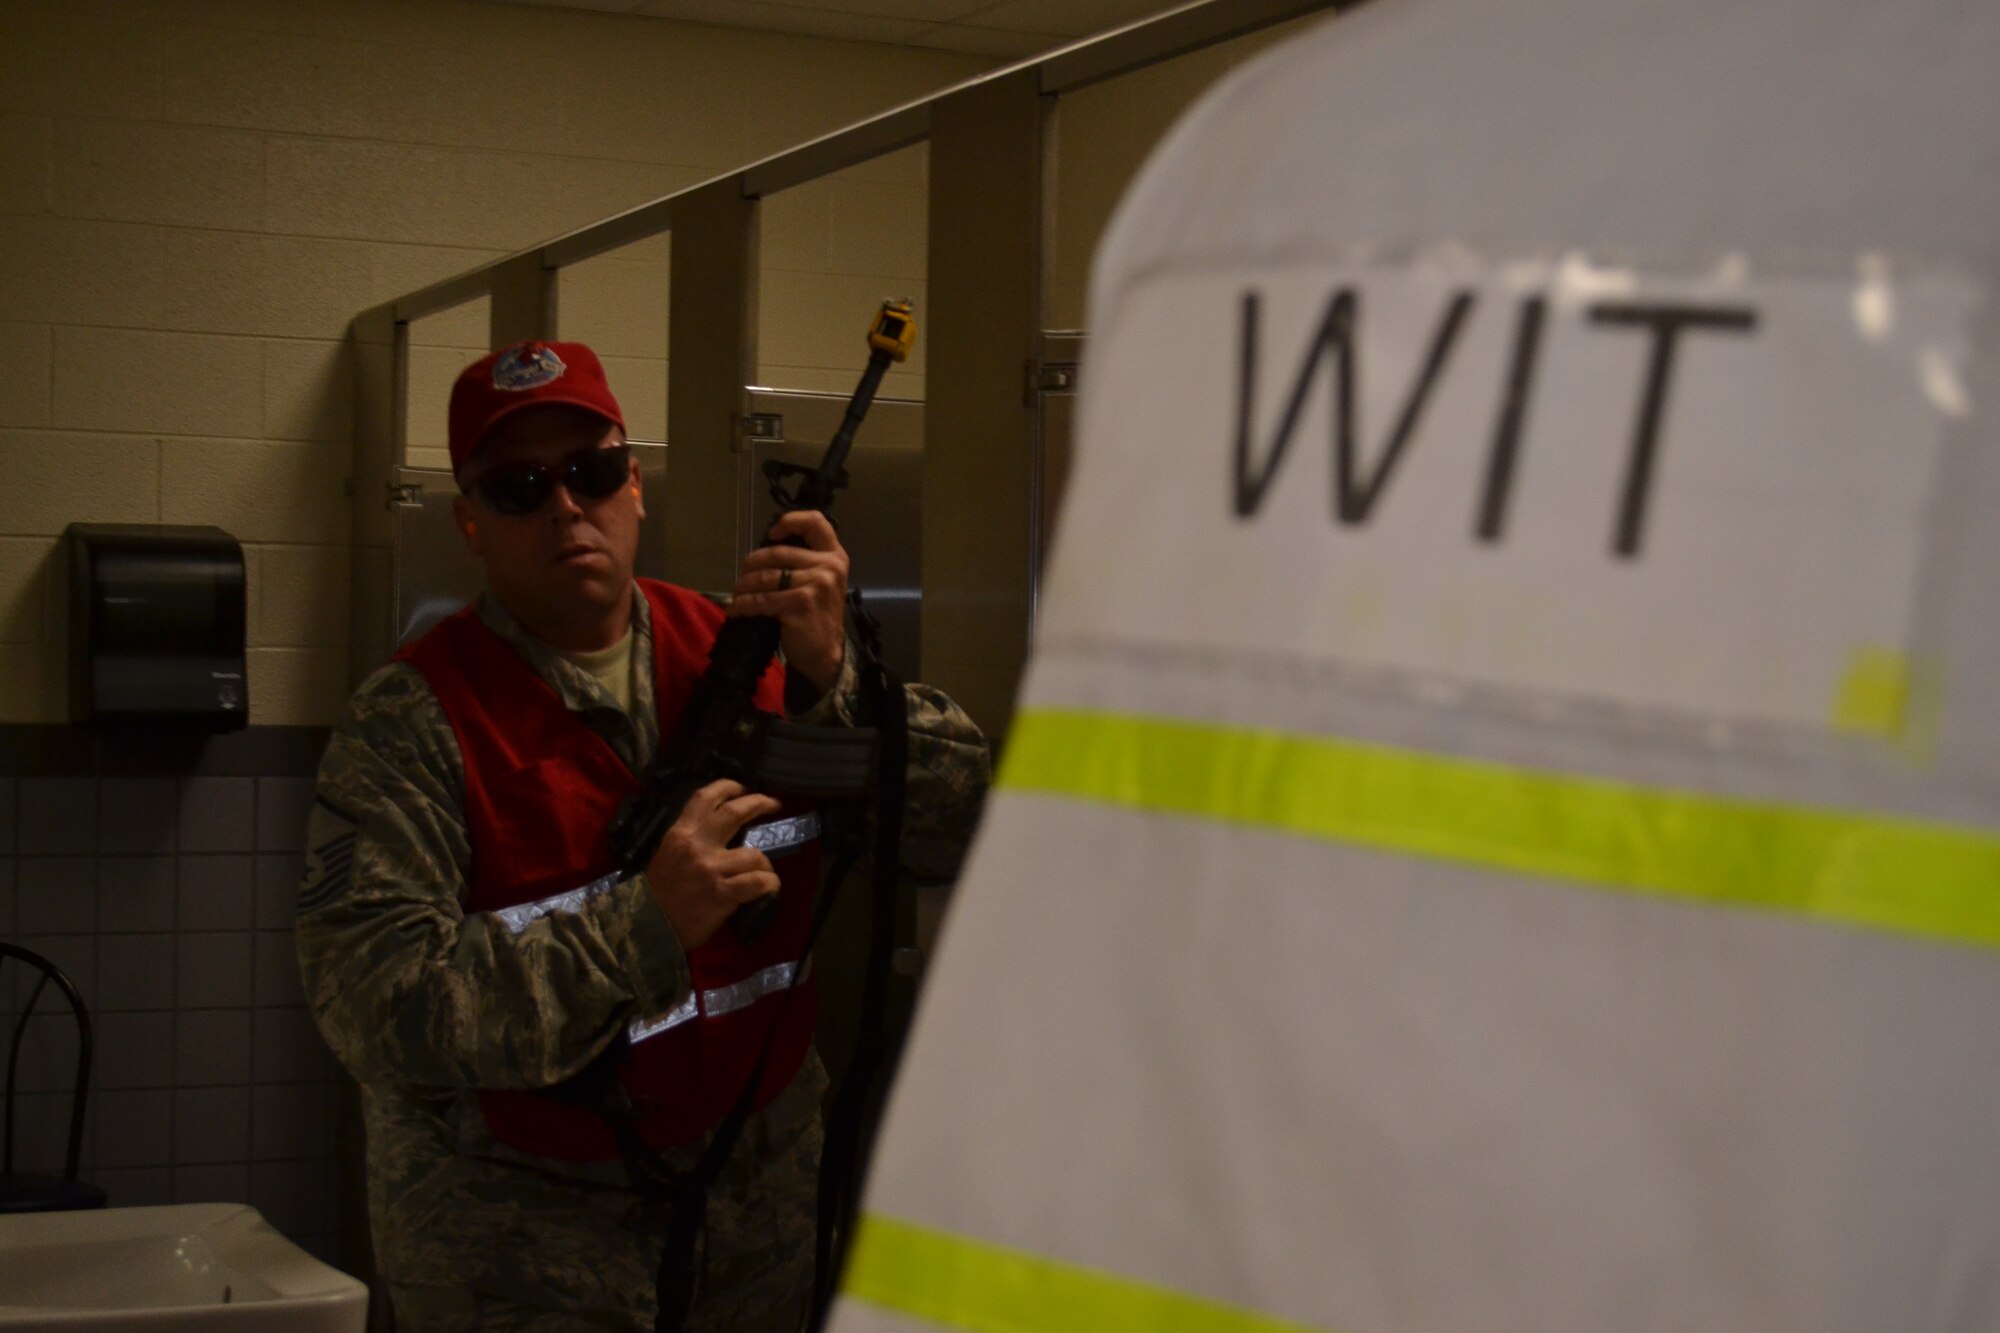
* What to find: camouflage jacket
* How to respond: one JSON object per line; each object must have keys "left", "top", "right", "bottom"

{"left": 296, "top": 588, "right": 989, "bottom": 1329}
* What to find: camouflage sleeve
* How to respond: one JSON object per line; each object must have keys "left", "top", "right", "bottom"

{"left": 795, "top": 645, "right": 991, "bottom": 885}
{"left": 295, "top": 662, "right": 692, "bottom": 1092}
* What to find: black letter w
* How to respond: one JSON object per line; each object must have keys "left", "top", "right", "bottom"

{"left": 1233, "top": 288, "right": 1475, "bottom": 522}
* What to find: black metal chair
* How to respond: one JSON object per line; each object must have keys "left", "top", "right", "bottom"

{"left": 1, "top": 942, "right": 108, "bottom": 1212}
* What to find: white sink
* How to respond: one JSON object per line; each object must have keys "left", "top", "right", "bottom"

{"left": 0, "top": 1203, "right": 367, "bottom": 1330}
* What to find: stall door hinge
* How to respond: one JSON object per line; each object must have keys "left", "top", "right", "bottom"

{"left": 735, "top": 412, "right": 785, "bottom": 449}
{"left": 1026, "top": 359, "right": 1077, "bottom": 404}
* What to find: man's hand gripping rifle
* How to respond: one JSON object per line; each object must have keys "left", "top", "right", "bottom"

{"left": 604, "top": 300, "right": 917, "bottom": 941}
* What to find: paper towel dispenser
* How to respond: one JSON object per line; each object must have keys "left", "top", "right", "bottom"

{"left": 67, "top": 524, "right": 247, "bottom": 730}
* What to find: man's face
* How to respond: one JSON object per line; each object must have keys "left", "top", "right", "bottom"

{"left": 452, "top": 405, "right": 644, "bottom": 648}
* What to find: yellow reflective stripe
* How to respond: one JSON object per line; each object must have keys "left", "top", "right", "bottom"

{"left": 843, "top": 1213, "right": 1335, "bottom": 1333}
{"left": 1001, "top": 708, "right": 2000, "bottom": 952}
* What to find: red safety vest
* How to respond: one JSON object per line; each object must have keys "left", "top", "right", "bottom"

{"left": 397, "top": 578, "right": 820, "bottom": 1160}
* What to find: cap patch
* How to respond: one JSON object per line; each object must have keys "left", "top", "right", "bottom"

{"left": 492, "top": 343, "right": 567, "bottom": 392}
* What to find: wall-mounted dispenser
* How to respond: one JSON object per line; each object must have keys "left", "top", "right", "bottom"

{"left": 67, "top": 524, "right": 247, "bottom": 730}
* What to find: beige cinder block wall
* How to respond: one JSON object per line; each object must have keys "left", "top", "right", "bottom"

{"left": 393, "top": 135, "right": 933, "bottom": 477}
{"left": 0, "top": 0, "right": 986, "bottom": 727}
{"left": 1045, "top": 14, "right": 1324, "bottom": 330}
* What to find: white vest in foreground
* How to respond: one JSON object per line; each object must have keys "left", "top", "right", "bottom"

{"left": 832, "top": 0, "right": 2000, "bottom": 1328}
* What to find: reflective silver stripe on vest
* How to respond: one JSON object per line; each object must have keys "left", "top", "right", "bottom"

{"left": 743, "top": 812, "right": 821, "bottom": 856}
{"left": 489, "top": 872, "right": 620, "bottom": 934}
{"left": 484, "top": 849, "right": 813, "bottom": 1043}
{"left": 627, "top": 957, "right": 813, "bottom": 1045}
{"left": 628, "top": 991, "right": 699, "bottom": 1044}
{"left": 488, "top": 814, "right": 817, "bottom": 939}
{"left": 704, "top": 958, "right": 809, "bottom": 1017}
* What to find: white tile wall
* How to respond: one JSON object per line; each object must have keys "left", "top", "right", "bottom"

{"left": 1, "top": 763, "right": 340, "bottom": 1258}
{"left": 0, "top": 0, "right": 990, "bottom": 725}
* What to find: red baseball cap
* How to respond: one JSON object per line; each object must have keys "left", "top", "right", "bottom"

{"left": 448, "top": 340, "right": 626, "bottom": 477}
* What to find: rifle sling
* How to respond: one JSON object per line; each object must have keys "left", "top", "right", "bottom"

{"left": 544, "top": 824, "right": 864, "bottom": 1332}
{"left": 544, "top": 601, "right": 909, "bottom": 1330}
{"left": 812, "top": 649, "right": 909, "bottom": 1326}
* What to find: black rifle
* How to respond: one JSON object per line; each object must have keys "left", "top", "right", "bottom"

{"left": 604, "top": 299, "right": 916, "bottom": 940}
{"left": 549, "top": 301, "right": 919, "bottom": 1333}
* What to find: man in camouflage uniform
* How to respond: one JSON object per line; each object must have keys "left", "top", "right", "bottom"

{"left": 296, "top": 341, "right": 988, "bottom": 1332}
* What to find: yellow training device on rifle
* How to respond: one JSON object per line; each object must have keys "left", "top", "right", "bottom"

{"left": 868, "top": 299, "right": 917, "bottom": 363}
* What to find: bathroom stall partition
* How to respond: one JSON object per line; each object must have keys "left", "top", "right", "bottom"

{"left": 349, "top": 0, "right": 1343, "bottom": 739}
{"left": 339, "top": 0, "right": 1342, "bottom": 1303}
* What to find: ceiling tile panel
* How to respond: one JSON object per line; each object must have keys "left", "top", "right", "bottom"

{"left": 761, "top": 0, "right": 993, "bottom": 19}
{"left": 907, "top": 24, "right": 1062, "bottom": 58}
{"left": 477, "top": 0, "right": 1185, "bottom": 49}
{"left": 965, "top": 0, "right": 1175, "bottom": 38}
{"left": 632, "top": 0, "right": 926, "bottom": 41}
{"left": 488, "top": 0, "right": 649, "bottom": 11}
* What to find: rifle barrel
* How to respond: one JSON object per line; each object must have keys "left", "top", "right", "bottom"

{"left": 814, "top": 348, "right": 893, "bottom": 497}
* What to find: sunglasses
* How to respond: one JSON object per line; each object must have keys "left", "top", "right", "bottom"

{"left": 468, "top": 445, "right": 633, "bottom": 516}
